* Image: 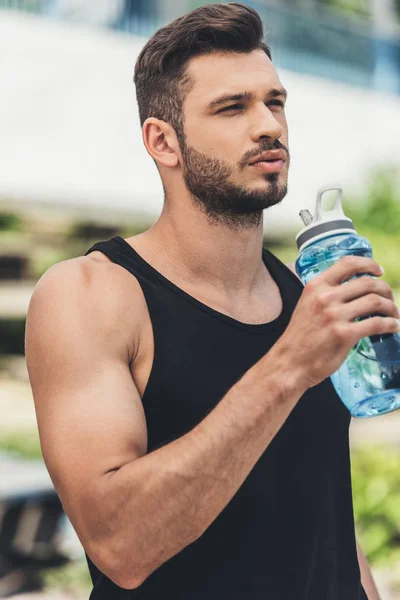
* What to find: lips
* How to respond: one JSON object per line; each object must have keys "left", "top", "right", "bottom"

{"left": 250, "top": 160, "right": 285, "bottom": 173}
{"left": 249, "top": 150, "right": 286, "bottom": 165}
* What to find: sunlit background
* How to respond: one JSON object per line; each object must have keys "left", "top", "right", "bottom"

{"left": 0, "top": 0, "right": 399, "bottom": 598}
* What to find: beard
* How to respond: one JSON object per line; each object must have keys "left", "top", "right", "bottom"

{"left": 180, "top": 139, "right": 289, "bottom": 231}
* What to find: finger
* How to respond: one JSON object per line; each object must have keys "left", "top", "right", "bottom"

{"left": 322, "top": 256, "right": 383, "bottom": 286}
{"left": 344, "top": 294, "right": 400, "bottom": 322}
{"left": 349, "top": 315, "right": 400, "bottom": 343}
{"left": 339, "top": 277, "right": 394, "bottom": 303}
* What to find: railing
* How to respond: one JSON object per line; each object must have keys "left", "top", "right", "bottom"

{"left": 1, "top": 0, "right": 399, "bottom": 94}
{"left": 256, "top": 2, "right": 400, "bottom": 94}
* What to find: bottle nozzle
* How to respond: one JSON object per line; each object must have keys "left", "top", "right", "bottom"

{"left": 299, "top": 209, "right": 313, "bottom": 226}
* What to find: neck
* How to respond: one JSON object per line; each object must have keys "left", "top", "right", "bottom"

{"left": 136, "top": 198, "right": 267, "bottom": 297}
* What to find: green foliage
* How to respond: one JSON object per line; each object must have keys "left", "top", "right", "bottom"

{"left": 266, "top": 243, "right": 298, "bottom": 268}
{"left": 344, "top": 166, "right": 400, "bottom": 236}
{"left": 317, "top": 0, "right": 371, "bottom": 17}
{"left": 0, "top": 431, "right": 42, "bottom": 459}
{"left": 352, "top": 445, "right": 400, "bottom": 567}
{"left": 39, "top": 559, "right": 92, "bottom": 594}
{"left": 29, "top": 248, "right": 69, "bottom": 280}
{"left": 357, "top": 227, "right": 400, "bottom": 291}
{"left": 342, "top": 166, "right": 400, "bottom": 291}
{"left": 0, "top": 213, "right": 23, "bottom": 232}
{"left": 0, "top": 318, "right": 26, "bottom": 355}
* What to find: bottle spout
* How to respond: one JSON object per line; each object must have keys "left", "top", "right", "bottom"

{"left": 295, "top": 184, "right": 356, "bottom": 252}
{"left": 299, "top": 209, "right": 313, "bottom": 226}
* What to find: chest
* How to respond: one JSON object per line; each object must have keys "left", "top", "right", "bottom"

{"left": 130, "top": 277, "right": 284, "bottom": 399}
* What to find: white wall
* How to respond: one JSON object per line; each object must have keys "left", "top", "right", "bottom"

{"left": 1, "top": 10, "right": 399, "bottom": 234}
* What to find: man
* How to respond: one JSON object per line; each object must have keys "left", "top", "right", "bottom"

{"left": 25, "top": 3, "right": 398, "bottom": 598}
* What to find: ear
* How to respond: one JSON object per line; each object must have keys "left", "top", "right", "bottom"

{"left": 142, "top": 118, "right": 180, "bottom": 169}
{"left": 286, "top": 261, "right": 300, "bottom": 280}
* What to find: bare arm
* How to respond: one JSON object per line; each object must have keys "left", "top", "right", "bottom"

{"left": 25, "top": 256, "right": 399, "bottom": 590}
{"left": 25, "top": 257, "right": 307, "bottom": 589}
{"left": 356, "top": 540, "right": 381, "bottom": 600}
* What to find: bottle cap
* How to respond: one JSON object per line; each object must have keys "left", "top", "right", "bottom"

{"left": 296, "top": 185, "right": 356, "bottom": 252}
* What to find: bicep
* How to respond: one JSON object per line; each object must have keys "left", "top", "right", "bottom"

{"left": 25, "top": 259, "right": 147, "bottom": 545}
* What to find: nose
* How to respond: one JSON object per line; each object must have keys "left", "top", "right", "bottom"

{"left": 249, "top": 105, "right": 284, "bottom": 143}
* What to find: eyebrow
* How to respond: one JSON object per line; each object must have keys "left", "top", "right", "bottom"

{"left": 207, "top": 87, "right": 288, "bottom": 110}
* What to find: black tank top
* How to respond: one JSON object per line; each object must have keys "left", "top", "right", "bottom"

{"left": 84, "top": 236, "right": 366, "bottom": 600}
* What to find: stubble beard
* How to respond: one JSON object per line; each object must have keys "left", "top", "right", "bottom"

{"left": 180, "top": 140, "right": 289, "bottom": 231}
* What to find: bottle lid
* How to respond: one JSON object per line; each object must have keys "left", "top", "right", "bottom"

{"left": 296, "top": 185, "right": 356, "bottom": 252}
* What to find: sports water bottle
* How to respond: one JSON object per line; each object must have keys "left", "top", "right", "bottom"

{"left": 295, "top": 185, "right": 400, "bottom": 418}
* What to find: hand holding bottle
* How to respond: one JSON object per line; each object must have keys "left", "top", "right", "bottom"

{"left": 293, "top": 185, "right": 400, "bottom": 417}
{"left": 277, "top": 255, "right": 399, "bottom": 391}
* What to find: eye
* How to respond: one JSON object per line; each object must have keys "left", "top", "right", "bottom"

{"left": 268, "top": 100, "right": 285, "bottom": 109}
{"left": 218, "top": 104, "right": 244, "bottom": 113}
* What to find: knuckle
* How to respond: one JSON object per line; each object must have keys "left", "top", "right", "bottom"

{"left": 332, "top": 323, "right": 347, "bottom": 342}
{"left": 371, "top": 316, "right": 388, "bottom": 333}
{"left": 324, "top": 305, "right": 337, "bottom": 323}
{"left": 371, "top": 294, "right": 386, "bottom": 311}
{"left": 304, "top": 278, "right": 318, "bottom": 293}
{"left": 383, "top": 282, "right": 395, "bottom": 299}
{"left": 365, "top": 276, "right": 377, "bottom": 291}
{"left": 373, "top": 278, "right": 390, "bottom": 297}
{"left": 315, "top": 290, "right": 333, "bottom": 309}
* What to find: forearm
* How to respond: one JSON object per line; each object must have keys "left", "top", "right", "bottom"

{"left": 89, "top": 344, "right": 306, "bottom": 588}
{"left": 356, "top": 541, "right": 381, "bottom": 600}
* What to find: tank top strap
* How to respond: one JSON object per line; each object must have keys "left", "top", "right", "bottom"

{"left": 84, "top": 236, "right": 168, "bottom": 350}
{"left": 85, "top": 237, "right": 159, "bottom": 283}
{"left": 262, "top": 245, "right": 304, "bottom": 313}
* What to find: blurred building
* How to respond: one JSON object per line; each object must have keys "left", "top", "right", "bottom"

{"left": 0, "top": 0, "right": 399, "bottom": 233}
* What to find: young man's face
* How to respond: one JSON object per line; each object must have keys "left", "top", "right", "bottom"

{"left": 178, "top": 49, "right": 290, "bottom": 229}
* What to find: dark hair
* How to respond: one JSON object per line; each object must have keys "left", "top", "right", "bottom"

{"left": 133, "top": 2, "right": 271, "bottom": 147}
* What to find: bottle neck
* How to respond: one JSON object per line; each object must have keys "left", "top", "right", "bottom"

{"left": 296, "top": 216, "right": 355, "bottom": 253}
{"left": 298, "top": 228, "right": 357, "bottom": 253}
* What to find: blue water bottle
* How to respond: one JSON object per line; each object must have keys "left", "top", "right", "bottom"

{"left": 295, "top": 185, "right": 400, "bottom": 418}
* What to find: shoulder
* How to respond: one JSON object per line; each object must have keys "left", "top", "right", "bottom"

{"left": 30, "top": 252, "right": 142, "bottom": 316}
{"left": 26, "top": 252, "right": 146, "bottom": 365}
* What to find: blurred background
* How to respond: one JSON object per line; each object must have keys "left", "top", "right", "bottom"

{"left": 0, "top": 0, "right": 399, "bottom": 598}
